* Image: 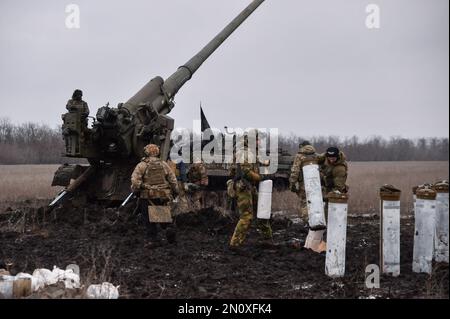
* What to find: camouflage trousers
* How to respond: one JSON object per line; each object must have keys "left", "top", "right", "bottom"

{"left": 139, "top": 199, "right": 176, "bottom": 243}
{"left": 297, "top": 187, "right": 309, "bottom": 223}
{"left": 230, "top": 189, "right": 273, "bottom": 247}
{"left": 189, "top": 190, "right": 205, "bottom": 211}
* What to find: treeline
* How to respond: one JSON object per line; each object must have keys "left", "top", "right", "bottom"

{"left": 0, "top": 118, "right": 66, "bottom": 164}
{"left": 0, "top": 118, "right": 448, "bottom": 164}
{"left": 279, "top": 135, "right": 449, "bottom": 161}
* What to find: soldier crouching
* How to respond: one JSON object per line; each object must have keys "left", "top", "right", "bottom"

{"left": 131, "top": 144, "right": 180, "bottom": 247}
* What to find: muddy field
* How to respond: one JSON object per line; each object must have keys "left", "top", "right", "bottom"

{"left": 0, "top": 202, "right": 448, "bottom": 299}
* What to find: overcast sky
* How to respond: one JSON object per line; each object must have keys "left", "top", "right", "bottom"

{"left": 0, "top": 0, "right": 448, "bottom": 138}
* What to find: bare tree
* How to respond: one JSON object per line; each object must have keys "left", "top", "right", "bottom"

{"left": 0, "top": 117, "right": 448, "bottom": 164}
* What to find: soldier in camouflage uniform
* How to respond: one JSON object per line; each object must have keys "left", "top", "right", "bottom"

{"left": 131, "top": 144, "right": 180, "bottom": 246}
{"left": 317, "top": 146, "right": 348, "bottom": 225}
{"left": 318, "top": 147, "right": 348, "bottom": 194}
{"left": 167, "top": 158, "right": 189, "bottom": 213}
{"left": 229, "top": 130, "right": 273, "bottom": 248}
{"left": 186, "top": 158, "right": 209, "bottom": 210}
{"left": 66, "top": 89, "right": 90, "bottom": 117}
{"left": 288, "top": 141, "right": 318, "bottom": 222}
{"left": 62, "top": 90, "right": 90, "bottom": 153}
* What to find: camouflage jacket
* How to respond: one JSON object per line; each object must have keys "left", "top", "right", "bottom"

{"left": 318, "top": 151, "right": 348, "bottom": 193}
{"left": 187, "top": 162, "right": 208, "bottom": 186}
{"left": 66, "top": 99, "right": 90, "bottom": 116}
{"left": 167, "top": 160, "right": 177, "bottom": 176}
{"left": 289, "top": 145, "right": 317, "bottom": 186}
{"left": 229, "top": 149, "right": 261, "bottom": 192}
{"left": 131, "top": 156, "right": 179, "bottom": 199}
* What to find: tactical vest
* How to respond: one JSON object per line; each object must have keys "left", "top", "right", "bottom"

{"left": 322, "top": 162, "right": 348, "bottom": 189}
{"left": 144, "top": 161, "right": 167, "bottom": 188}
{"left": 67, "top": 100, "right": 88, "bottom": 114}
{"left": 188, "top": 165, "right": 202, "bottom": 183}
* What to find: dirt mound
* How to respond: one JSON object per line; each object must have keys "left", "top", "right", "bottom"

{"left": 175, "top": 209, "right": 234, "bottom": 233}
{"left": 24, "top": 282, "right": 84, "bottom": 299}
{"left": 0, "top": 204, "right": 448, "bottom": 299}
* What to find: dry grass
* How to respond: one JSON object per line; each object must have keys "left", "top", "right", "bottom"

{"left": 347, "top": 161, "right": 448, "bottom": 215}
{"left": 0, "top": 165, "right": 61, "bottom": 201}
{"left": 0, "top": 162, "right": 448, "bottom": 215}
{"left": 272, "top": 161, "right": 449, "bottom": 215}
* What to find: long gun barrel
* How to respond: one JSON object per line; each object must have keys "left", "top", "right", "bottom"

{"left": 125, "top": 0, "right": 265, "bottom": 114}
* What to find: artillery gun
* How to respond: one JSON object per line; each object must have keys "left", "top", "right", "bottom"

{"left": 50, "top": 0, "right": 274, "bottom": 209}
{"left": 51, "top": 0, "right": 294, "bottom": 210}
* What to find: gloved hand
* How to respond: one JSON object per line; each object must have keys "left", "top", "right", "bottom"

{"left": 185, "top": 183, "right": 200, "bottom": 192}
{"left": 289, "top": 183, "right": 297, "bottom": 193}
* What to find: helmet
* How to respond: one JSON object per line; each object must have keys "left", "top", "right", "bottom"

{"left": 299, "top": 140, "right": 311, "bottom": 148}
{"left": 325, "top": 146, "right": 339, "bottom": 158}
{"left": 144, "top": 144, "right": 160, "bottom": 157}
{"left": 72, "top": 89, "right": 83, "bottom": 101}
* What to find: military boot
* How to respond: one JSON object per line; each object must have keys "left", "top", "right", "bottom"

{"left": 166, "top": 229, "right": 177, "bottom": 245}
{"left": 228, "top": 244, "right": 245, "bottom": 255}
{"left": 258, "top": 238, "right": 276, "bottom": 249}
{"left": 144, "top": 239, "right": 162, "bottom": 249}
{"left": 144, "top": 232, "right": 162, "bottom": 248}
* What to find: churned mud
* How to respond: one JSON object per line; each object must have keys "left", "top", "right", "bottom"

{"left": 0, "top": 202, "right": 448, "bottom": 299}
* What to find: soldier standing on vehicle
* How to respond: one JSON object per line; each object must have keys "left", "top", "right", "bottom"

{"left": 229, "top": 129, "right": 273, "bottom": 248}
{"left": 131, "top": 144, "right": 180, "bottom": 247}
{"left": 288, "top": 141, "right": 319, "bottom": 222}
{"left": 62, "top": 89, "right": 90, "bottom": 152}
{"left": 66, "top": 89, "right": 90, "bottom": 117}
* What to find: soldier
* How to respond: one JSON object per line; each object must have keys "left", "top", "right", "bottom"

{"left": 186, "top": 156, "right": 209, "bottom": 210}
{"left": 318, "top": 146, "right": 348, "bottom": 237}
{"left": 167, "top": 158, "right": 188, "bottom": 185}
{"left": 168, "top": 158, "right": 189, "bottom": 213}
{"left": 131, "top": 144, "right": 180, "bottom": 247}
{"left": 62, "top": 89, "right": 90, "bottom": 154}
{"left": 229, "top": 129, "right": 273, "bottom": 248}
{"left": 288, "top": 141, "right": 318, "bottom": 222}
{"left": 66, "top": 89, "right": 90, "bottom": 117}
{"left": 177, "top": 160, "right": 188, "bottom": 184}
{"left": 302, "top": 146, "right": 348, "bottom": 254}
{"left": 318, "top": 146, "right": 349, "bottom": 194}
